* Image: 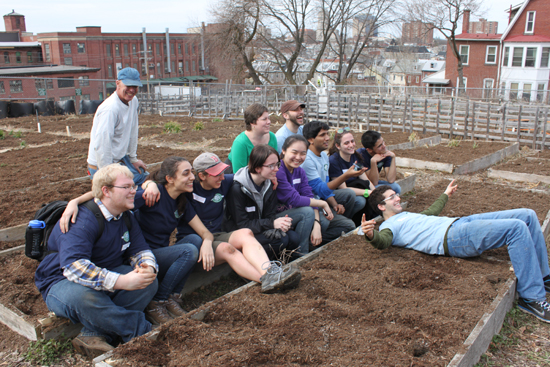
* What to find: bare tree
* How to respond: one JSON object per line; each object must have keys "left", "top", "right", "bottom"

{"left": 405, "top": 0, "right": 481, "bottom": 93}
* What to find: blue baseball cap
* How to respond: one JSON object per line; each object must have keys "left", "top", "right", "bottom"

{"left": 117, "top": 67, "right": 143, "bottom": 87}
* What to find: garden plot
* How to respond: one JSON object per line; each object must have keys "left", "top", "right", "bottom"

{"left": 394, "top": 141, "right": 518, "bottom": 175}
{"left": 489, "top": 151, "right": 550, "bottom": 185}
{"left": 93, "top": 180, "right": 549, "bottom": 366}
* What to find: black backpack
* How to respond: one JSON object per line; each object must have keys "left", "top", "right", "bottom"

{"left": 25, "top": 200, "right": 132, "bottom": 261}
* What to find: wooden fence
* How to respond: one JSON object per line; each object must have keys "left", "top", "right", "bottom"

{"left": 138, "top": 91, "right": 550, "bottom": 150}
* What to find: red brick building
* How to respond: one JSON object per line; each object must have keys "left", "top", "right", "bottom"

{"left": 401, "top": 21, "right": 434, "bottom": 46}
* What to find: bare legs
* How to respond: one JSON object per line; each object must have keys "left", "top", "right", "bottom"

{"left": 214, "top": 229, "right": 270, "bottom": 282}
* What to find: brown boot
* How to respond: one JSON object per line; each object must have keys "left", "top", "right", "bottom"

{"left": 145, "top": 300, "right": 173, "bottom": 325}
{"left": 166, "top": 293, "right": 186, "bottom": 317}
{"left": 72, "top": 335, "right": 114, "bottom": 359}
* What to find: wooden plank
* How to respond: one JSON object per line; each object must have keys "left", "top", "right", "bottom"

{"left": 0, "top": 303, "right": 38, "bottom": 341}
{"left": 396, "top": 174, "right": 416, "bottom": 194}
{"left": 448, "top": 278, "right": 516, "bottom": 367}
{"left": 180, "top": 263, "right": 234, "bottom": 295}
{"left": 0, "top": 224, "right": 27, "bottom": 242}
{"left": 395, "top": 157, "right": 454, "bottom": 173}
{"left": 387, "top": 135, "right": 441, "bottom": 151}
{"left": 488, "top": 169, "right": 550, "bottom": 185}
{"left": 0, "top": 244, "right": 24, "bottom": 258}
{"left": 453, "top": 143, "right": 520, "bottom": 175}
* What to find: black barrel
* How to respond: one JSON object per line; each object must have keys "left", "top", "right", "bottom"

{"left": 0, "top": 101, "right": 8, "bottom": 119}
{"left": 34, "top": 100, "right": 55, "bottom": 116}
{"left": 79, "top": 100, "right": 103, "bottom": 115}
{"left": 8, "top": 102, "right": 34, "bottom": 117}
{"left": 55, "top": 100, "right": 76, "bottom": 115}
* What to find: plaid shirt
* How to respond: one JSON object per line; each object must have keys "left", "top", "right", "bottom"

{"left": 62, "top": 199, "right": 157, "bottom": 292}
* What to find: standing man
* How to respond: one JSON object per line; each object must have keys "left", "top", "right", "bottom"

{"left": 275, "top": 100, "right": 306, "bottom": 153}
{"left": 362, "top": 181, "right": 550, "bottom": 323}
{"left": 358, "top": 130, "right": 401, "bottom": 194}
{"left": 87, "top": 67, "right": 148, "bottom": 186}
{"left": 34, "top": 164, "right": 159, "bottom": 358}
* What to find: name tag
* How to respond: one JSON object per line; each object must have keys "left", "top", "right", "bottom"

{"left": 121, "top": 242, "right": 131, "bottom": 251}
{"left": 193, "top": 193, "right": 206, "bottom": 203}
{"left": 292, "top": 178, "right": 301, "bottom": 185}
{"left": 246, "top": 206, "right": 256, "bottom": 212}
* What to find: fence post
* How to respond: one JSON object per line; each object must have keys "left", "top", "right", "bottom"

{"left": 390, "top": 97, "right": 395, "bottom": 132}
{"left": 533, "top": 106, "right": 540, "bottom": 149}
{"left": 337, "top": 93, "right": 341, "bottom": 129}
{"left": 367, "top": 95, "right": 371, "bottom": 130}
{"left": 354, "top": 94, "right": 359, "bottom": 126}
{"left": 501, "top": 103, "right": 506, "bottom": 142}
{"left": 436, "top": 99, "right": 441, "bottom": 134}
{"left": 486, "top": 102, "right": 491, "bottom": 141}
{"left": 450, "top": 98, "right": 455, "bottom": 139}
{"left": 402, "top": 95, "right": 408, "bottom": 132}
{"left": 517, "top": 105, "right": 523, "bottom": 144}
{"left": 378, "top": 97, "right": 383, "bottom": 131}
{"left": 423, "top": 98, "right": 428, "bottom": 134}
{"left": 464, "top": 98, "right": 470, "bottom": 139}
{"left": 408, "top": 97, "right": 413, "bottom": 133}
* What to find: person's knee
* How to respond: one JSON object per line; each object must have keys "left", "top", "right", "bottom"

{"left": 216, "top": 242, "right": 238, "bottom": 258}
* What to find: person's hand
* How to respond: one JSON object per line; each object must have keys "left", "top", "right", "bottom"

{"left": 198, "top": 240, "right": 215, "bottom": 271}
{"left": 132, "top": 160, "right": 147, "bottom": 173}
{"left": 445, "top": 179, "right": 458, "bottom": 197}
{"left": 371, "top": 154, "right": 384, "bottom": 164}
{"left": 60, "top": 199, "right": 79, "bottom": 233}
{"left": 142, "top": 181, "right": 160, "bottom": 207}
{"left": 334, "top": 204, "right": 345, "bottom": 215}
{"left": 273, "top": 215, "right": 292, "bottom": 232}
{"left": 384, "top": 150, "right": 396, "bottom": 158}
{"left": 270, "top": 176, "right": 278, "bottom": 190}
{"left": 344, "top": 162, "right": 368, "bottom": 178}
{"left": 361, "top": 215, "right": 376, "bottom": 240}
{"left": 310, "top": 221, "right": 322, "bottom": 247}
{"left": 135, "top": 262, "right": 156, "bottom": 274}
{"left": 321, "top": 202, "right": 334, "bottom": 220}
{"left": 115, "top": 267, "right": 156, "bottom": 290}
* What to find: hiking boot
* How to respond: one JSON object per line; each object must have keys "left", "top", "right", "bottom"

{"left": 166, "top": 293, "right": 187, "bottom": 317}
{"left": 72, "top": 335, "right": 114, "bottom": 359}
{"left": 517, "top": 298, "right": 550, "bottom": 323}
{"left": 260, "top": 261, "right": 302, "bottom": 294}
{"left": 145, "top": 300, "right": 173, "bottom": 325}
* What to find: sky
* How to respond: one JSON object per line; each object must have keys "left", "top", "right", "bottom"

{"left": 4, "top": 0, "right": 523, "bottom": 36}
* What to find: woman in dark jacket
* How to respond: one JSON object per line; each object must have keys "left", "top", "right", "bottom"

{"left": 224, "top": 144, "right": 300, "bottom": 260}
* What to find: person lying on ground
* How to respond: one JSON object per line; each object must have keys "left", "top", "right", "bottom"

{"left": 227, "top": 103, "right": 278, "bottom": 173}
{"left": 87, "top": 67, "right": 148, "bottom": 185}
{"left": 361, "top": 180, "right": 550, "bottom": 323}
{"left": 61, "top": 157, "right": 204, "bottom": 326}
{"left": 35, "top": 164, "right": 158, "bottom": 359}
{"left": 224, "top": 144, "right": 302, "bottom": 261}
{"left": 301, "top": 121, "right": 365, "bottom": 223}
{"left": 276, "top": 134, "right": 356, "bottom": 249}
{"left": 328, "top": 127, "right": 375, "bottom": 226}
{"left": 358, "top": 130, "right": 401, "bottom": 194}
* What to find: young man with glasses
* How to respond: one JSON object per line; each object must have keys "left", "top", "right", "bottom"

{"left": 275, "top": 100, "right": 306, "bottom": 153}
{"left": 35, "top": 164, "right": 159, "bottom": 358}
{"left": 359, "top": 130, "right": 400, "bottom": 194}
{"left": 362, "top": 181, "right": 550, "bottom": 323}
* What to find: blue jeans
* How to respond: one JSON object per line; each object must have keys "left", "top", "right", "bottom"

{"left": 377, "top": 180, "right": 401, "bottom": 194}
{"left": 88, "top": 155, "right": 149, "bottom": 186}
{"left": 319, "top": 212, "right": 356, "bottom": 245}
{"left": 152, "top": 242, "right": 199, "bottom": 300}
{"left": 176, "top": 234, "right": 204, "bottom": 252}
{"left": 277, "top": 206, "right": 315, "bottom": 256}
{"left": 334, "top": 188, "right": 359, "bottom": 219}
{"left": 45, "top": 265, "right": 157, "bottom": 343}
{"left": 446, "top": 209, "right": 550, "bottom": 301}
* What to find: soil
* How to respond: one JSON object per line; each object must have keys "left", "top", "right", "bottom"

{"left": 494, "top": 157, "right": 550, "bottom": 176}
{"left": 351, "top": 131, "right": 439, "bottom": 148}
{"left": 393, "top": 141, "right": 512, "bottom": 166}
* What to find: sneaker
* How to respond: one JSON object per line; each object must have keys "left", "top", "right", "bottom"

{"left": 165, "top": 293, "right": 187, "bottom": 317}
{"left": 544, "top": 275, "right": 550, "bottom": 294}
{"left": 260, "top": 261, "right": 302, "bottom": 294}
{"left": 72, "top": 335, "right": 114, "bottom": 359}
{"left": 517, "top": 298, "right": 550, "bottom": 323}
{"left": 145, "top": 300, "right": 173, "bottom": 325}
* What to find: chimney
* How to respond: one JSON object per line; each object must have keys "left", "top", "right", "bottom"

{"left": 462, "top": 9, "right": 470, "bottom": 34}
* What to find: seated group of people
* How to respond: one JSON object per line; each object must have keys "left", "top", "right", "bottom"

{"left": 34, "top": 69, "right": 550, "bottom": 360}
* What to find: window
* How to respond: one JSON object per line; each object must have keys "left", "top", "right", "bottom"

{"left": 483, "top": 79, "right": 494, "bottom": 99}
{"left": 60, "top": 96, "right": 76, "bottom": 101}
{"left": 63, "top": 43, "right": 71, "bottom": 54}
{"left": 77, "top": 43, "right": 85, "bottom": 53}
{"left": 133, "top": 62, "right": 137, "bottom": 70}
{"left": 9, "top": 80, "right": 23, "bottom": 93}
{"left": 165, "top": 62, "right": 169, "bottom": 73}
{"left": 503, "top": 47, "right": 509, "bottom": 66}
{"left": 115, "top": 44, "right": 120, "bottom": 56}
{"left": 525, "top": 48, "right": 537, "bottom": 67}
{"left": 407, "top": 76, "right": 411, "bottom": 83}
{"left": 132, "top": 44, "right": 137, "bottom": 55}
{"left": 178, "top": 44, "right": 182, "bottom": 55}
{"left": 64, "top": 57, "right": 72, "bottom": 65}
{"left": 510, "top": 82, "right": 519, "bottom": 99}
{"left": 106, "top": 44, "right": 112, "bottom": 57}
{"left": 171, "top": 61, "right": 175, "bottom": 73}
{"left": 44, "top": 44, "right": 50, "bottom": 61}
{"left": 26, "top": 51, "right": 32, "bottom": 63}
{"left": 58, "top": 77, "right": 75, "bottom": 88}
{"left": 523, "top": 83, "right": 532, "bottom": 101}
{"left": 170, "top": 43, "right": 175, "bottom": 54}
{"left": 4, "top": 52, "right": 9, "bottom": 64}
{"left": 185, "top": 44, "right": 188, "bottom": 55}
{"left": 141, "top": 63, "right": 146, "bottom": 75}
{"left": 16, "top": 52, "right": 21, "bottom": 63}
{"left": 81, "top": 94, "right": 90, "bottom": 100}
{"left": 108, "top": 64, "right": 113, "bottom": 78}
{"left": 125, "top": 63, "right": 129, "bottom": 68}
{"left": 46, "top": 79, "right": 53, "bottom": 89}
{"left": 536, "top": 84, "right": 545, "bottom": 102}
{"left": 192, "top": 60, "right": 196, "bottom": 72}
{"left": 185, "top": 60, "right": 189, "bottom": 72}
{"left": 0, "top": 81, "right": 4, "bottom": 93}
{"left": 525, "top": 11, "right": 535, "bottom": 34}
{"left": 156, "top": 43, "right": 160, "bottom": 55}
{"left": 78, "top": 76, "right": 89, "bottom": 87}
{"left": 38, "top": 51, "right": 43, "bottom": 63}
{"left": 178, "top": 61, "right": 183, "bottom": 74}
{"left": 124, "top": 44, "right": 129, "bottom": 56}
{"left": 157, "top": 62, "right": 161, "bottom": 74}
{"left": 459, "top": 45, "right": 469, "bottom": 65}
{"left": 486, "top": 46, "right": 497, "bottom": 64}
{"left": 541, "top": 47, "right": 550, "bottom": 68}
{"left": 512, "top": 47, "right": 523, "bottom": 67}
{"left": 415, "top": 76, "right": 419, "bottom": 83}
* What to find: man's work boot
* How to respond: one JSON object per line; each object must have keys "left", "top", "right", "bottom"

{"left": 145, "top": 300, "right": 173, "bottom": 325}
{"left": 72, "top": 335, "right": 114, "bottom": 359}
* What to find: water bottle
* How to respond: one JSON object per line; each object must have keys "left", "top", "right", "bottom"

{"left": 26, "top": 220, "right": 46, "bottom": 259}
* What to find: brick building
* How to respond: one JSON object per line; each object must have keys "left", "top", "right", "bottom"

{"left": 468, "top": 18, "right": 499, "bottom": 35}
{"left": 401, "top": 21, "right": 434, "bottom": 46}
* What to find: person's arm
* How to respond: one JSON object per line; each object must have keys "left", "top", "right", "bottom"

{"left": 327, "top": 166, "right": 368, "bottom": 190}
{"left": 93, "top": 109, "right": 117, "bottom": 168}
{"left": 361, "top": 217, "right": 394, "bottom": 250}
{"left": 420, "top": 180, "right": 457, "bottom": 216}
{"left": 187, "top": 215, "right": 216, "bottom": 271}
{"left": 127, "top": 98, "right": 139, "bottom": 164}
{"left": 384, "top": 152, "right": 397, "bottom": 183}
{"left": 226, "top": 184, "right": 273, "bottom": 233}
{"left": 141, "top": 180, "right": 161, "bottom": 207}
{"left": 310, "top": 198, "right": 334, "bottom": 220}
{"left": 366, "top": 154, "right": 384, "bottom": 186}
{"left": 59, "top": 192, "right": 94, "bottom": 233}
{"left": 229, "top": 133, "right": 251, "bottom": 173}
{"left": 310, "top": 209, "right": 322, "bottom": 246}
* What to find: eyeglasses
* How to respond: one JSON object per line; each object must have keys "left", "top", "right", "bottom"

{"left": 381, "top": 193, "right": 400, "bottom": 203}
{"left": 263, "top": 162, "right": 281, "bottom": 170}
{"left": 337, "top": 127, "right": 351, "bottom": 134}
{"left": 109, "top": 184, "right": 138, "bottom": 192}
